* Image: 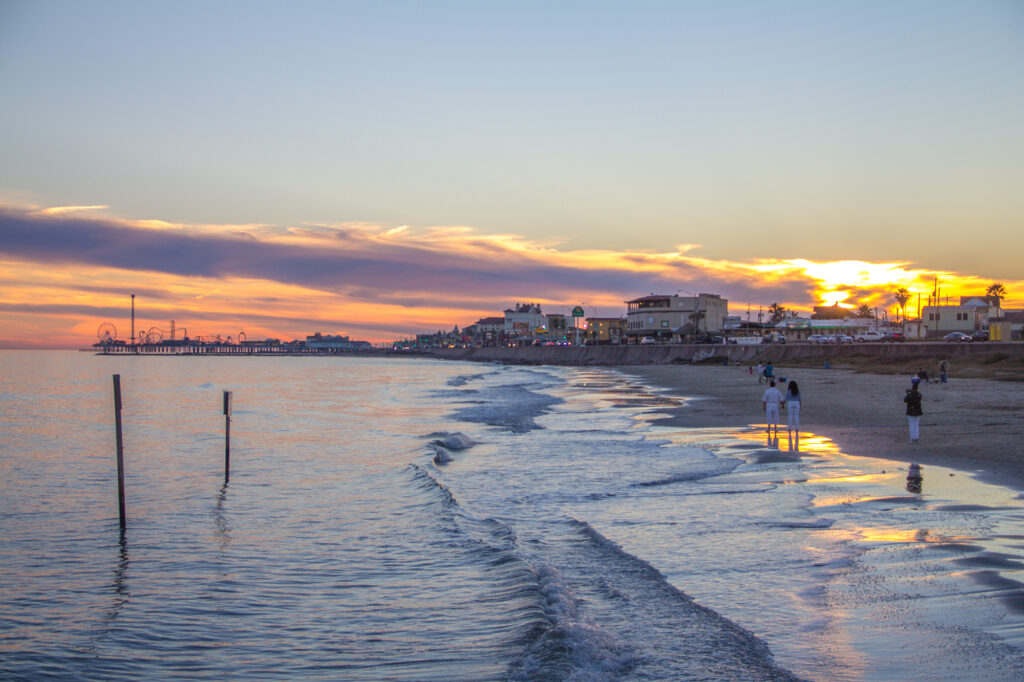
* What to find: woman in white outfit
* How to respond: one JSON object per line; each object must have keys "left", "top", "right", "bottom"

{"left": 784, "top": 380, "right": 801, "bottom": 439}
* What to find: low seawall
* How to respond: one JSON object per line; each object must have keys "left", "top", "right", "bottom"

{"left": 424, "top": 342, "right": 1024, "bottom": 366}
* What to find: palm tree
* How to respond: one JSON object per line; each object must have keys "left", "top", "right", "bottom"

{"left": 688, "top": 309, "right": 706, "bottom": 336}
{"left": 894, "top": 287, "right": 911, "bottom": 323}
{"left": 768, "top": 303, "right": 787, "bottom": 324}
{"left": 987, "top": 283, "right": 1006, "bottom": 307}
{"left": 855, "top": 303, "right": 874, "bottom": 319}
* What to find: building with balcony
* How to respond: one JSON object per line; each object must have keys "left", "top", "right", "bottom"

{"left": 625, "top": 293, "right": 728, "bottom": 340}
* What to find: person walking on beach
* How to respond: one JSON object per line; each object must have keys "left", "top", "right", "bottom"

{"left": 904, "top": 382, "right": 923, "bottom": 443}
{"left": 762, "top": 380, "right": 784, "bottom": 444}
{"left": 764, "top": 362, "right": 775, "bottom": 382}
{"left": 757, "top": 363, "right": 764, "bottom": 383}
{"left": 784, "top": 379, "right": 801, "bottom": 441}
{"left": 939, "top": 360, "right": 948, "bottom": 384}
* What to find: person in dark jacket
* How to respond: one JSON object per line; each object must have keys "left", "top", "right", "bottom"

{"left": 904, "top": 384, "right": 923, "bottom": 443}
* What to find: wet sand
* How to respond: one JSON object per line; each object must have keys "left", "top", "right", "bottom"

{"left": 620, "top": 364, "right": 1024, "bottom": 490}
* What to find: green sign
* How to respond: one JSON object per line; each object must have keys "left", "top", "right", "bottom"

{"left": 572, "top": 306, "right": 585, "bottom": 317}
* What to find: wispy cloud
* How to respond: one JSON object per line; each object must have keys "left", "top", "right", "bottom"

{"left": 30, "top": 205, "right": 109, "bottom": 216}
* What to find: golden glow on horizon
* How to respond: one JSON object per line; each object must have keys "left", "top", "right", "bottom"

{"left": 1, "top": 203, "right": 1022, "bottom": 348}
{"left": 820, "top": 291, "right": 853, "bottom": 307}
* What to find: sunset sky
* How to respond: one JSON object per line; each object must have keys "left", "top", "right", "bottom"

{"left": 1, "top": 1, "right": 1022, "bottom": 347}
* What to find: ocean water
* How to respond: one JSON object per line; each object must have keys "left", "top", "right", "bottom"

{"left": 2, "top": 351, "right": 1024, "bottom": 680}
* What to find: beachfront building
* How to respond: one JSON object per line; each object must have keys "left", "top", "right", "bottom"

{"left": 920, "top": 296, "right": 1001, "bottom": 338}
{"left": 545, "top": 313, "right": 569, "bottom": 333}
{"left": 504, "top": 303, "right": 545, "bottom": 339}
{"left": 305, "top": 333, "right": 372, "bottom": 350}
{"left": 475, "top": 316, "right": 505, "bottom": 335}
{"left": 812, "top": 304, "right": 852, "bottom": 320}
{"left": 625, "top": 293, "right": 728, "bottom": 341}
{"left": 585, "top": 317, "right": 627, "bottom": 345}
{"left": 774, "top": 317, "right": 891, "bottom": 341}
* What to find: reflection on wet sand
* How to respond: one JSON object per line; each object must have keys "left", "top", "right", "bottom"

{"left": 605, "top": 370, "right": 1024, "bottom": 675}
{"left": 907, "top": 463, "right": 923, "bottom": 494}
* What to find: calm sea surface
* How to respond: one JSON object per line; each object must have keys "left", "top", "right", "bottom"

{"left": 3, "top": 351, "right": 1024, "bottom": 680}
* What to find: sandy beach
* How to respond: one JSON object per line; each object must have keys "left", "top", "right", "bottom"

{"left": 621, "top": 364, "right": 1024, "bottom": 489}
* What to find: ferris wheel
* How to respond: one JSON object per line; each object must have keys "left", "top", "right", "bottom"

{"left": 97, "top": 322, "right": 118, "bottom": 343}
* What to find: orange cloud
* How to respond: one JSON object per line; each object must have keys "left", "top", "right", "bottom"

{"left": 0, "top": 203, "right": 1020, "bottom": 348}
{"left": 30, "top": 205, "right": 109, "bottom": 216}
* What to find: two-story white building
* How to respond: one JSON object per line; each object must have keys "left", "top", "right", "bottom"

{"left": 503, "top": 303, "right": 546, "bottom": 337}
{"left": 475, "top": 316, "right": 505, "bottom": 335}
{"left": 625, "top": 293, "right": 729, "bottom": 340}
{"left": 920, "top": 296, "right": 1001, "bottom": 338}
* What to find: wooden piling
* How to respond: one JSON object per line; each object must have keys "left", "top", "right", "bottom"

{"left": 113, "top": 374, "right": 126, "bottom": 530}
{"left": 223, "top": 390, "right": 232, "bottom": 481}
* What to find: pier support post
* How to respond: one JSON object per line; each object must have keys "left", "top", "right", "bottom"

{"left": 113, "top": 374, "right": 126, "bottom": 530}
{"left": 223, "top": 391, "right": 232, "bottom": 482}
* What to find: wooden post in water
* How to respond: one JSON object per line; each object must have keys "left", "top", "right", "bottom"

{"left": 113, "top": 374, "right": 126, "bottom": 530}
{"left": 223, "top": 390, "right": 233, "bottom": 482}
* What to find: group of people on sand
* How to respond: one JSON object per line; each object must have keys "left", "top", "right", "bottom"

{"left": 912, "top": 360, "right": 949, "bottom": 386}
{"left": 755, "top": 359, "right": 949, "bottom": 447}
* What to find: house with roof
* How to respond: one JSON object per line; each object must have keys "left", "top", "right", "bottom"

{"left": 920, "top": 296, "right": 1002, "bottom": 338}
{"left": 475, "top": 316, "right": 505, "bottom": 335}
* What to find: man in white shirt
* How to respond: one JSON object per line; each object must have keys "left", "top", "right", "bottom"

{"left": 762, "top": 380, "right": 784, "bottom": 444}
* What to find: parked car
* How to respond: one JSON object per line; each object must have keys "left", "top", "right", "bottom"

{"left": 695, "top": 335, "right": 725, "bottom": 344}
{"left": 806, "top": 334, "right": 831, "bottom": 344}
{"left": 831, "top": 334, "right": 854, "bottom": 344}
{"left": 762, "top": 332, "right": 787, "bottom": 344}
{"left": 971, "top": 329, "right": 989, "bottom": 342}
{"left": 640, "top": 336, "right": 657, "bottom": 345}
{"left": 881, "top": 332, "right": 906, "bottom": 342}
{"left": 944, "top": 331, "right": 972, "bottom": 343}
{"left": 854, "top": 330, "right": 886, "bottom": 342}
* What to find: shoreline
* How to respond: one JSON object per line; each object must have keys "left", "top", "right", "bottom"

{"left": 425, "top": 342, "right": 1024, "bottom": 382}
{"left": 616, "top": 364, "right": 1024, "bottom": 493}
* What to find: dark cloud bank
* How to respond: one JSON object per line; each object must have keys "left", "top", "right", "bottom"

{"left": 0, "top": 206, "right": 811, "bottom": 306}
